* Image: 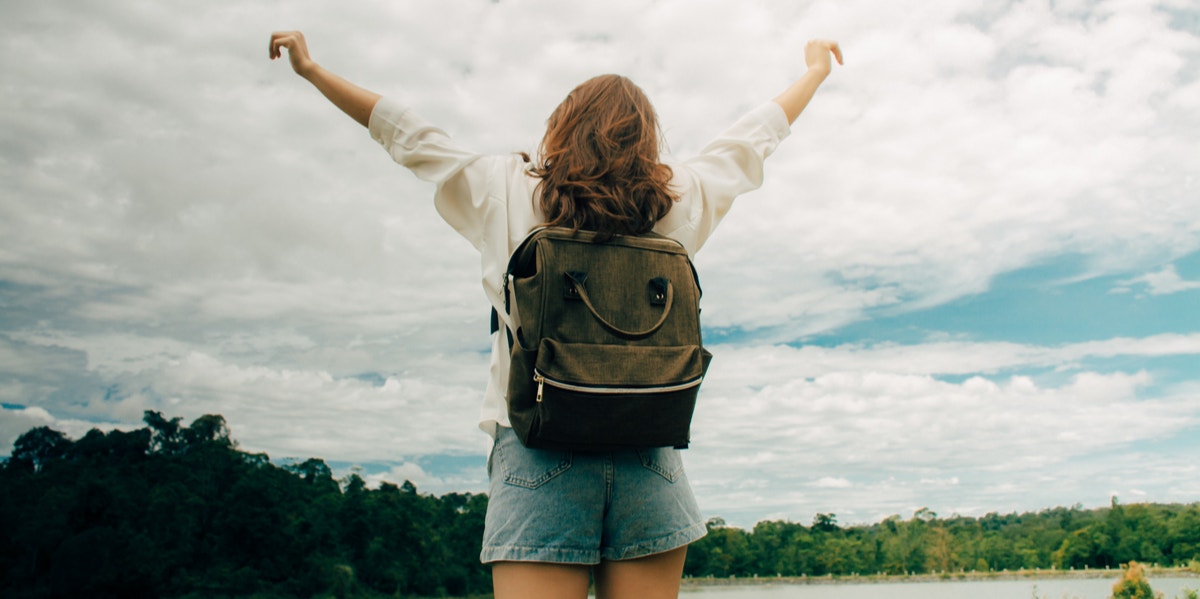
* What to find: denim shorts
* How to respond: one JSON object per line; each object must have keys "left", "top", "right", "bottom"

{"left": 479, "top": 426, "right": 707, "bottom": 565}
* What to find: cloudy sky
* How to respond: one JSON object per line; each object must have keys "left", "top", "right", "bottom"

{"left": 3, "top": 0, "right": 1199, "bottom": 529}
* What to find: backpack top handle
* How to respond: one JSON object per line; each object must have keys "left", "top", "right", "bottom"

{"left": 562, "top": 271, "right": 674, "bottom": 340}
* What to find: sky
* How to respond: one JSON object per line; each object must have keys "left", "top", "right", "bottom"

{"left": 2, "top": 0, "right": 1199, "bottom": 529}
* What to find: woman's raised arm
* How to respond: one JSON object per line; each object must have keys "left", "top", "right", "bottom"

{"left": 772, "top": 39, "right": 843, "bottom": 125}
{"left": 269, "top": 31, "right": 381, "bottom": 128}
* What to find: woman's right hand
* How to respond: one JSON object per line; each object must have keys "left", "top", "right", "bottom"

{"left": 269, "top": 31, "right": 316, "bottom": 77}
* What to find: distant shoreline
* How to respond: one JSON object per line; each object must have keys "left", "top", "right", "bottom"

{"left": 680, "top": 566, "right": 1200, "bottom": 588}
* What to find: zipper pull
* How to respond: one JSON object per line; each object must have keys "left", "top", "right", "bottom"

{"left": 534, "top": 373, "right": 545, "bottom": 403}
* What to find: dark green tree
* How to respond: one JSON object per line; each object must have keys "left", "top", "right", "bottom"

{"left": 9, "top": 426, "right": 71, "bottom": 473}
{"left": 813, "top": 512, "right": 839, "bottom": 532}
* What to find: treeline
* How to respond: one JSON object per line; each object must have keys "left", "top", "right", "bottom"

{"left": 684, "top": 503, "right": 1200, "bottom": 579}
{"left": 0, "top": 412, "right": 489, "bottom": 598}
{"left": 3, "top": 413, "right": 1200, "bottom": 598}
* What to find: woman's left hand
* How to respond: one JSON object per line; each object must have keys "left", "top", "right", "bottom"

{"left": 804, "top": 39, "right": 843, "bottom": 78}
{"left": 269, "top": 31, "right": 316, "bottom": 77}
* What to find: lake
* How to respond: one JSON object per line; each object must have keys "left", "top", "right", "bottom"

{"left": 677, "top": 577, "right": 1200, "bottom": 598}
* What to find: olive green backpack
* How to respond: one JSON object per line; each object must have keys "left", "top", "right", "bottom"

{"left": 500, "top": 227, "right": 712, "bottom": 451}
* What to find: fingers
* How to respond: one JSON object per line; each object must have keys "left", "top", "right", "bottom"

{"left": 269, "top": 31, "right": 316, "bottom": 77}
{"left": 268, "top": 30, "right": 302, "bottom": 61}
{"left": 269, "top": 31, "right": 287, "bottom": 60}
{"left": 807, "top": 39, "right": 843, "bottom": 65}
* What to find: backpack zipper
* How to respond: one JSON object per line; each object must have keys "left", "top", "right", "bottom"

{"left": 532, "top": 370, "right": 703, "bottom": 403}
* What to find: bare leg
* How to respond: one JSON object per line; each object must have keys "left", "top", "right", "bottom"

{"left": 593, "top": 545, "right": 688, "bottom": 599}
{"left": 491, "top": 561, "right": 592, "bottom": 599}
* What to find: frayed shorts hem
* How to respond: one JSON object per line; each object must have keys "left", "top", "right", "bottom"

{"left": 601, "top": 520, "right": 708, "bottom": 562}
{"left": 480, "top": 521, "right": 707, "bottom": 565}
{"left": 480, "top": 545, "right": 597, "bottom": 565}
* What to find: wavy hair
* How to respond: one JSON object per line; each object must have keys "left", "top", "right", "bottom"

{"left": 528, "top": 74, "right": 677, "bottom": 239}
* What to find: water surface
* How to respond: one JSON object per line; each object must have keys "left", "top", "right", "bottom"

{"left": 679, "top": 577, "right": 1199, "bottom": 599}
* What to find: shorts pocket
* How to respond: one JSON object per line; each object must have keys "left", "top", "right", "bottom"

{"left": 495, "top": 430, "right": 573, "bottom": 489}
{"left": 636, "top": 447, "right": 683, "bottom": 483}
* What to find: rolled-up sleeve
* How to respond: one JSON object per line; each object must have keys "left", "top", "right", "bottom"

{"left": 368, "top": 98, "right": 492, "bottom": 250}
{"left": 658, "top": 101, "right": 791, "bottom": 255}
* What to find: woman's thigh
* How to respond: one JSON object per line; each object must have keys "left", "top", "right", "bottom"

{"left": 593, "top": 545, "right": 689, "bottom": 599}
{"left": 492, "top": 561, "right": 592, "bottom": 599}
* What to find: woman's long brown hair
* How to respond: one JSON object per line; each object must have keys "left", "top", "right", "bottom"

{"left": 529, "top": 74, "right": 677, "bottom": 239}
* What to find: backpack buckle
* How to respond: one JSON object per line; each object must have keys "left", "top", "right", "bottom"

{"left": 649, "top": 277, "right": 669, "bottom": 306}
{"left": 564, "top": 271, "right": 587, "bottom": 300}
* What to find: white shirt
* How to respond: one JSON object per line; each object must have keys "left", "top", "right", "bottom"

{"left": 368, "top": 97, "right": 792, "bottom": 434}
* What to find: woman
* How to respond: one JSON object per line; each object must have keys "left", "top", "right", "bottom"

{"left": 269, "top": 30, "right": 841, "bottom": 599}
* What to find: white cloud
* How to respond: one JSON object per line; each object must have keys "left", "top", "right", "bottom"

{"left": 364, "top": 462, "right": 435, "bottom": 490}
{"left": 814, "top": 476, "right": 853, "bottom": 489}
{"left": 357, "top": 459, "right": 489, "bottom": 496}
{"left": 705, "top": 333, "right": 1200, "bottom": 384}
{"left": 694, "top": 368, "right": 1179, "bottom": 472}
{"left": 688, "top": 365, "right": 1200, "bottom": 526}
{"left": 1114, "top": 264, "right": 1200, "bottom": 295}
{"left": 130, "top": 350, "right": 492, "bottom": 462}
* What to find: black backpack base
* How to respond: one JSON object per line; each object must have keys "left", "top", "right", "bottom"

{"left": 508, "top": 340, "right": 711, "bottom": 451}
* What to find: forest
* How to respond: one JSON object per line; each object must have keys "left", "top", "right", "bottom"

{"left": 2, "top": 412, "right": 1199, "bottom": 598}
